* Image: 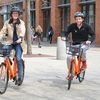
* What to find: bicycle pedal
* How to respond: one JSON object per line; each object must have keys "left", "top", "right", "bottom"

{"left": 76, "top": 74, "right": 79, "bottom": 79}
{"left": 13, "top": 76, "right": 17, "bottom": 82}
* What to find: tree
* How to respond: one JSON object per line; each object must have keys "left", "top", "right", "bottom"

{"left": 26, "top": 0, "right": 32, "bottom": 54}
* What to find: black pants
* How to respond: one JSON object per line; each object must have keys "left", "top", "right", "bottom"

{"left": 48, "top": 34, "right": 53, "bottom": 44}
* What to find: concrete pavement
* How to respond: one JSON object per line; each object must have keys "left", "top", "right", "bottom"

{"left": 0, "top": 41, "right": 100, "bottom": 100}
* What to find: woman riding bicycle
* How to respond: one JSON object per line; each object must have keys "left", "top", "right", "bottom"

{"left": 61, "top": 12, "right": 96, "bottom": 79}
{"left": 0, "top": 6, "right": 26, "bottom": 85}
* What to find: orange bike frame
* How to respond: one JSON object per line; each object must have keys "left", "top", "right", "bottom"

{"left": 2, "top": 56, "right": 17, "bottom": 80}
{"left": 68, "top": 55, "right": 82, "bottom": 76}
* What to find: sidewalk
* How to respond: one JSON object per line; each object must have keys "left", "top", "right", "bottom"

{"left": 0, "top": 41, "right": 100, "bottom": 100}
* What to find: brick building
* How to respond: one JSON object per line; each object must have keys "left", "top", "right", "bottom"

{"left": 0, "top": 0, "right": 100, "bottom": 46}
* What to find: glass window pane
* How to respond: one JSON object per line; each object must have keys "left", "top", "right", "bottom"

{"left": 89, "top": 5, "right": 93, "bottom": 15}
{"left": 3, "top": 14, "right": 7, "bottom": 22}
{"left": 60, "top": 0, "right": 70, "bottom": 4}
{"left": 30, "top": 1, "right": 35, "bottom": 9}
{"left": 42, "top": 0, "right": 51, "bottom": 7}
{"left": 60, "top": 7, "right": 70, "bottom": 33}
{"left": 82, "top": 6, "right": 86, "bottom": 16}
{"left": 60, "top": 0, "right": 65, "bottom": 4}
{"left": 16, "top": 3, "right": 22, "bottom": 11}
{"left": 88, "top": 16, "right": 94, "bottom": 29}
{"left": 66, "top": 0, "right": 70, "bottom": 3}
{"left": 82, "top": 4, "right": 95, "bottom": 30}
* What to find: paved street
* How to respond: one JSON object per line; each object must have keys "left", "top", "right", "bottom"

{"left": 0, "top": 41, "right": 100, "bottom": 100}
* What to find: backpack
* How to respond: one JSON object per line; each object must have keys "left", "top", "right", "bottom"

{"left": 50, "top": 30, "right": 54, "bottom": 35}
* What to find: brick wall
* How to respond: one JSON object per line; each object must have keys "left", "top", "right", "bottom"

{"left": 70, "top": 0, "right": 81, "bottom": 23}
{"left": 95, "top": 0, "right": 100, "bottom": 46}
{"left": 36, "top": 0, "right": 43, "bottom": 29}
{"left": 51, "top": 0, "right": 60, "bottom": 42}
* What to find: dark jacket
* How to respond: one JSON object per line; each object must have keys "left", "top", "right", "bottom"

{"left": 48, "top": 26, "right": 54, "bottom": 35}
{"left": 61, "top": 22, "right": 96, "bottom": 44}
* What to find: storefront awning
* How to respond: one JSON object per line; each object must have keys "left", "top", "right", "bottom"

{"left": 79, "top": 0, "right": 95, "bottom": 5}
{"left": 41, "top": 6, "right": 51, "bottom": 10}
{"left": 58, "top": 3, "right": 70, "bottom": 8}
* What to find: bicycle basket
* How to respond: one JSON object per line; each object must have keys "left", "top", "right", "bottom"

{"left": 68, "top": 45, "right": 81, "bottom": 55}
{"left": 0, "top": 49, "right": 11, "bottom": 57}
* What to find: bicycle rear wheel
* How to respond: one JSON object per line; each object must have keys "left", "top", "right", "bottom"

{"left": 0, "top": 63, "right": 9, "bottom": 94}
{"left": 21, "top": 59, "right": 25, "bottom": 85}
{"left": 78, "top": 68, "right": 85, "bottom": 82}
{"left": 68, "top": 61, "right": 74, "bottom": 90}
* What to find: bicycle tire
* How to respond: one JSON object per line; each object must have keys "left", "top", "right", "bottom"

{"left": 20, "top": 59, "right": 25, "bottom": 85}
{"left": 78, "top": 70, "right": 85, "bottom": 82}
{"left": 68, "top": 61, "right": 74, "bottom": 90}
{"left": 0, "top": 63, "right": 9, "bottom": 94}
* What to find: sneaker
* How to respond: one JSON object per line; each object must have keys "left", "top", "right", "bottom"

{"left": 38, "top": 45, "right": 41, "bottom": 48}
{"left": 66, "top": 75, "right": 70, "bottom": 80}
{"left": 17, "top": 78, "right": 22, "bottom": 86}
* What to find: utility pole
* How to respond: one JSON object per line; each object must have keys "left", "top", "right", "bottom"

{"left": 26, "top": 0, "right": 32, "bottom": 54}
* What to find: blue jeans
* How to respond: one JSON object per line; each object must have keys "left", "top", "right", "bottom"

{"left": 38, "top": 35, "right": 41, "bottom": 46}
{"left": 2, "top": 44, "right": 23, "bottom": 78}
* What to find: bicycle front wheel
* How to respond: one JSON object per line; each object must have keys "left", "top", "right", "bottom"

{"left": 78, "top": 69, "right": 85, "bottom": 82}
{"left": 68, "top": 61, "right": 74, "bottom": 90}
{"left": 0, "top": 63, "right": 9, "bottom": 94}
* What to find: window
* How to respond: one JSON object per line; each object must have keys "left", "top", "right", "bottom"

{"left": 82, "top": 4, "right": 95, "bottom": 30}
{"left": 30, "top": 1, "right": 35, "bottom": 9}
{"left": 88, "top": 5, "right": 95, "bottom": 30}
{"left": 43, "top": 10, "right": 50, "bottom": 37}
{"left": 60, "top": 7, "right": 70, "bottom": 32}
{"left": 42, "top": 0, "right": 51, "bottom": 7}
{"left": 60, "top": 0, "right": 70, "bottom": 4}
{"left": 30, "top": 11, "right": 36, "bottom": 28}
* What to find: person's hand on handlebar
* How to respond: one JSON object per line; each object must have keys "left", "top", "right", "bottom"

{"left": 61, "top": 37, "right": 66, "bottom": 41}
{"left": 86, "top": 41, "right": 91, "bottom": 45}
{"left": 16, "top": 38, "right": 22, "bottom": 43}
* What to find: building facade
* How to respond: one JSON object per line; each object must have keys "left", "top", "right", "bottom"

{"left": 0, "top": 0, "right": 100, "bottom": 46}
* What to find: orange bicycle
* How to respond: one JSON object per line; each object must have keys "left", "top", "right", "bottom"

{"left": 0, "top": 42, "right": 25, "bottom": 94}
{"left": 67, "top": 42, "right": 86, "bottom": 90}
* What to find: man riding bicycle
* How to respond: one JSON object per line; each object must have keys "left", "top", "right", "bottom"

{"left": 0, "top": 6, "right": 26, "bottom": 85}
{"left": 61, "top": 12, "right": 96, "bottom": 79}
